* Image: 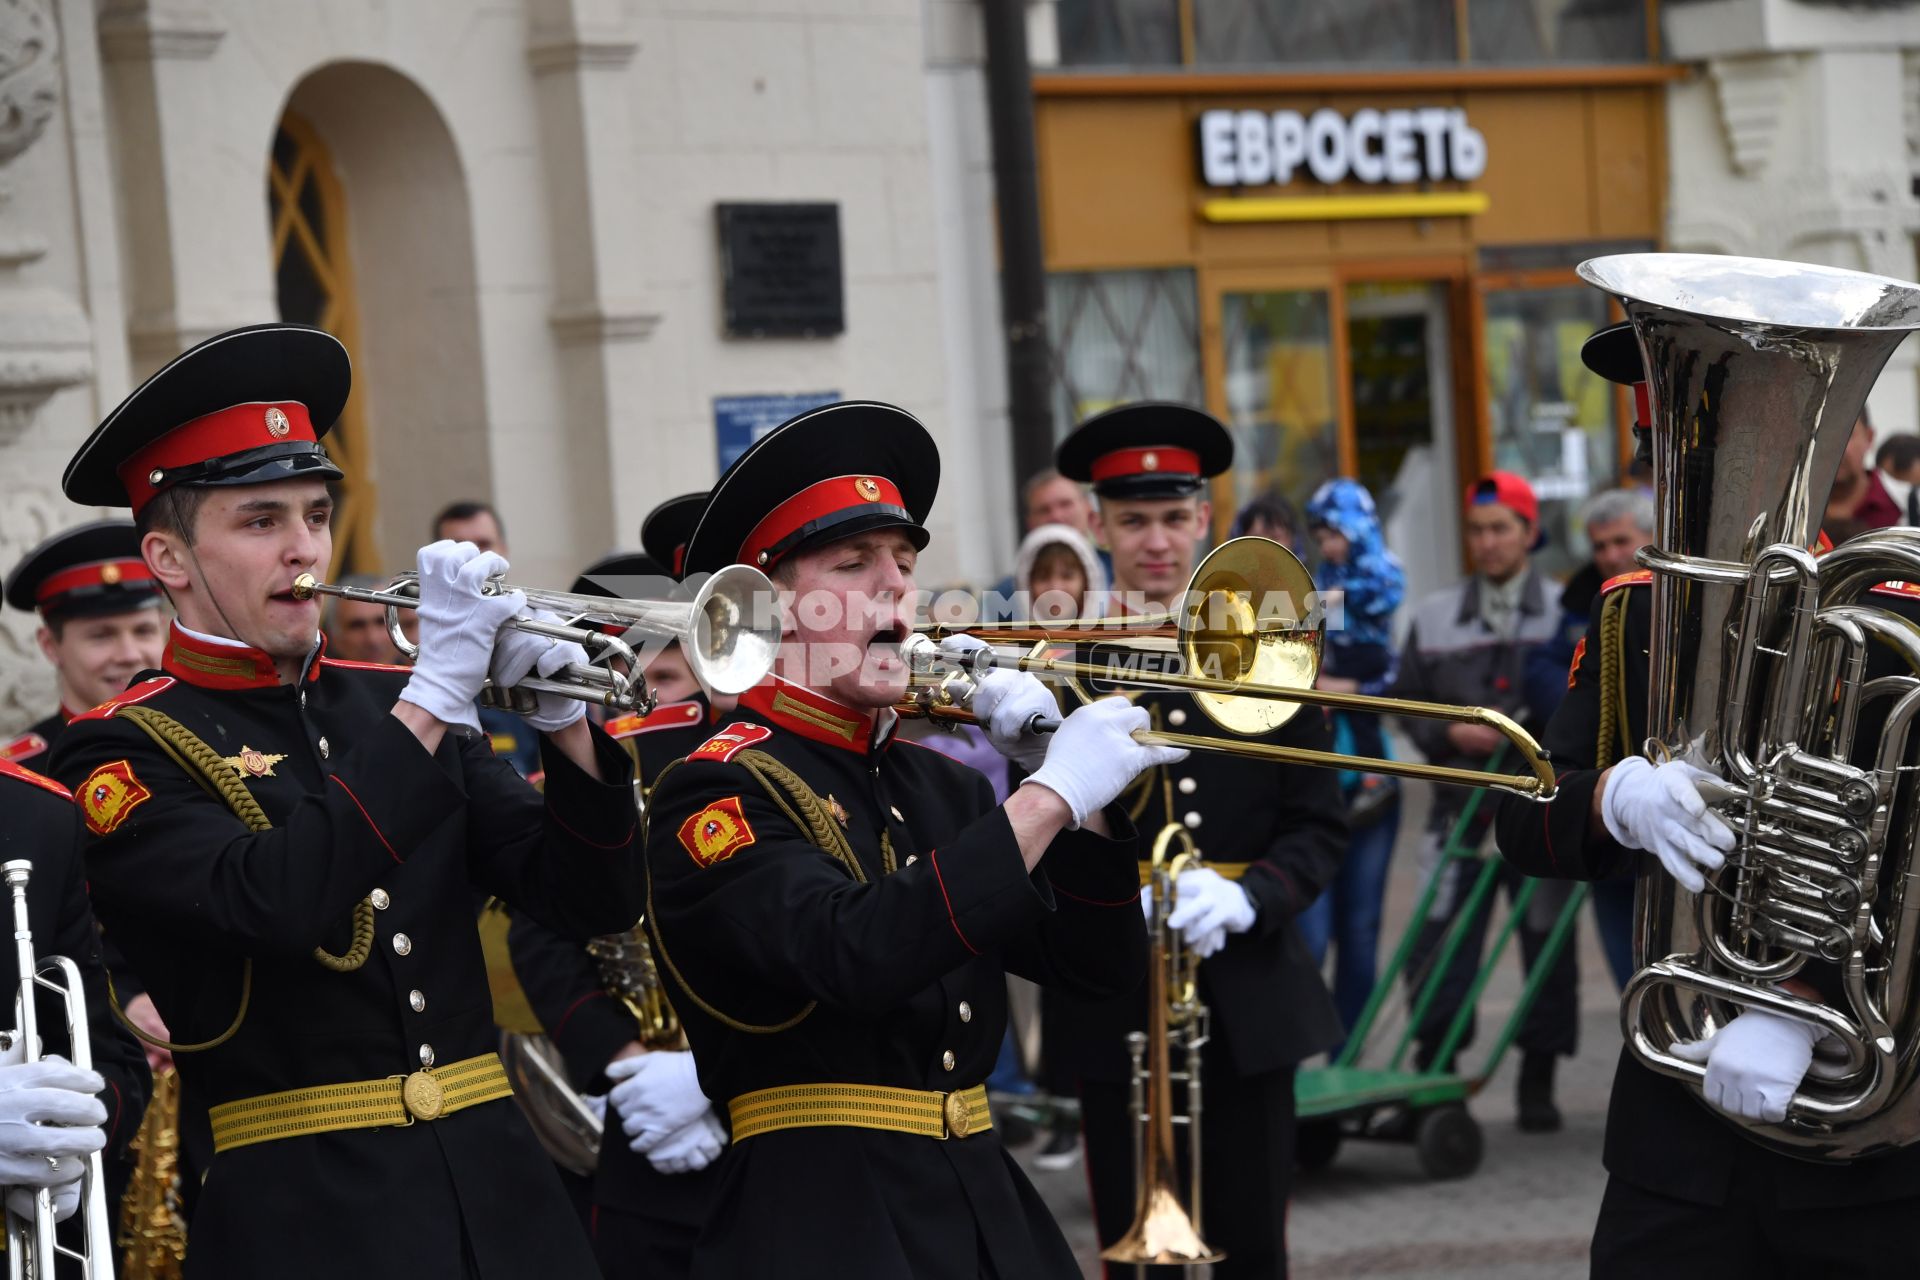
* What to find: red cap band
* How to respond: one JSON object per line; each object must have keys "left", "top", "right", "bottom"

{"left": 1088, "top": 446, "right": 1201, "bottom": 483}
{"left": 118, "top": 401, "right": 316, "bottom": 515}
{"left": 739, "top": 474, "right": 906, "bottom": 568}
{"left": 1632, "top": 383, "right": 1651, "bottom": 430}
{"left": 35, "top": 559, "right": 156, "bottom": 608}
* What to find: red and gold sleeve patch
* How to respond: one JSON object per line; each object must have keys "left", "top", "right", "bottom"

{"left": 688, "top": 722, "right": 772, "bottom": 764}
{"left": 78, "top": 760, "right": 152, "bottom": 836}
{"left": 677, "top": 797, "right": 756, "bottom": 868}
{"left": 1568, "top": 636, "right": 1587, "bottom": 689}
{"left": 1871, "top": 580, "right": 1920, "bottom": 600}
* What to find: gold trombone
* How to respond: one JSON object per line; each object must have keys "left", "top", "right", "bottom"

{"left": 901, "top": 537, "right": 1556, "bottom": 800}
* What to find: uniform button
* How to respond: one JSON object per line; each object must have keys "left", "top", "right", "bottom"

{"left": 370, "top": 888, "right": 390, "bottom": 910}
{"left": 1183, "top": 812, "right": 1202, "bottom": 829}
{"left": 318, "top": 736, "right": 330, "bottom": 759}
{"left": 409, "top": 989, "right": 425, "bottom": 1012}
{"left": 958, "top": 1001, "right": 972, "bottom": 1023}
{"left": 890, "top": 805, "right": 905, "bottom": 822}
{"left": 941, "top": 1050, "right": 955, "bottom": 1072}
{"left": 1177, "top": 777, "right": 1197, "bottom": 795}
{"left": 392, "top": 933, "right": 412, "bottom": 956}
{"left": 1167, "top": 708, "right": 1187, "bottom": 727}
{"left": 418, "top": 1044, "right": 435, "bottom": 1067}
{"left": 903, "top": 855, "right": 918, "bottom": 867}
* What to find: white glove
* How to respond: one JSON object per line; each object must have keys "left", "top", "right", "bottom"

{"left": 604, "top": 1051, "right": 711, "bottom": 1154}
{"left": 938, "top": 635, "right": 1054, "bottom": 771}
{"left": 1024, "top": 698, "right": 1189, "bottom": 828}
{"left": 1670, "top": 1009, "right": 1823, "bottom": 1124}
{"left": 6, "top": 1176, "right": 80, "bottom": 1224}
{"left": 0, "top": 1058, "right": 107, "bottom": 1188}
{"left": 645, "top": 1109, "right": 727, "bottom": 1174}
{"left": 582, "top": 1093, "right": 608, "bottom": 1129}
{"left": 399, "top": 541, "right": 524, "bottom": 733}
{"left": 1165, "top": 868, "right": 1256, "bottom": 956}
{"left": 1601, "top": 757, "right": 1736, "bottom": 894}
{"left": 488, "top": 608, "right": 589, "bottom": 733}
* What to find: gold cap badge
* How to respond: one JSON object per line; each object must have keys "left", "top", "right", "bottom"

{"left": 855, "top": 477, "right": 882, "bottom": 501}
{"left": 100, "top": 563, "right": 122, "bottom": 585}
{"left": 265, "top": 406, "right": 291, "bottom": 438}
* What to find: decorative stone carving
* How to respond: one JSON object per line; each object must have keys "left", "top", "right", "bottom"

{"left": 1709, "top": 52, "right": 1799, "bottom": 178}
{"left": 0, "top": 0, "right": 56, "bottom": 166}
{"left": 0, "top": 0, "right": 88, "bottom": 448}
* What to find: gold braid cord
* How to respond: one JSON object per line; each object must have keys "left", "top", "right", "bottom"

{"left": 111, "top": 706, "right": 374, "bottom": 1054}
{"left": 1594, "top": 589, "right": 1635, "bottom": 769}
{"left": 640, "top": 750, "right": 898, "bottom": 1036}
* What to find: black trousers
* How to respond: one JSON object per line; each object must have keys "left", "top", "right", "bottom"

{"left": 1591, "top": 1172, "right": 1920, "bottom": 1278}
{"left": 1409, "top": 807, "right": 1578, "bottom": 1067}
{"left": 591, "top": 1203, "right": 699, "bottom": 1279}
{"left": 1081, "top": 1062, "right": 1296, "bottom": 1280}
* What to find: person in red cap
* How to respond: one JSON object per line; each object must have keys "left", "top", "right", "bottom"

{"left": 1390, "top": 469, "right": 1580, "bottom": 1131}
{"left": 49, "top": 323, "right": 644, "bottom": 1279}
{"left": 2, "top": 521, "right": 165, "bottom": 767}
{"left": 643, "top": 400, "right": 1180, "bottom": 1279}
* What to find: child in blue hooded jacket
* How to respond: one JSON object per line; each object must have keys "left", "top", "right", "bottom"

{"left": 1306, "top": 478, "right": 1405, "bottom": 767}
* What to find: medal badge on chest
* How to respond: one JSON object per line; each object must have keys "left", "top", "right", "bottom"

{"left": 222, "top": 745, "right": 287, "bottom": 779}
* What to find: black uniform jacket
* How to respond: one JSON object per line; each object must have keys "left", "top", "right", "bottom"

{"left": 507, "top": 696, "right": 724, "bottom": 1228}
{"left": 1049, "top": 688, "right": 1348, "bottom": 1084}
{"left": 0, "top": 760, "right": 149, "bottom": 1159}
{"left": 1494, "top": 572, "right": 1920, "bottom": 1207}
{"left": 49, "top": 624, "right": 644, "bottom": 1278}
{"left": 645, "top": 677, "right": 1148, "bottom": 1280}
{"left": 1, "top": 708, "right": 67, "bottom": 768}
{"left": 3, "top": 709, "right": 147, "bottom": 1004}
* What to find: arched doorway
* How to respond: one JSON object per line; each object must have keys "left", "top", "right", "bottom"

{"left": 268, "top": 111, "right": 377, "bottom": 571}
{"left": 268, "top": 63, "right": 490, "bottom": 577}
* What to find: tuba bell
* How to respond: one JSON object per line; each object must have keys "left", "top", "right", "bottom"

{"left": 1581, "top": 252, "right": 1920, "bottom": 1161}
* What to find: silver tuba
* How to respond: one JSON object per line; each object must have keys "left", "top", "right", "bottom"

{"left": 1580, "top": 252, "right": 1920, "bottom": 1161}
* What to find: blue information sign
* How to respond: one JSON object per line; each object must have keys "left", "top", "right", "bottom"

{"left": 714, "top": 392, "right": 840, "bottom": 472}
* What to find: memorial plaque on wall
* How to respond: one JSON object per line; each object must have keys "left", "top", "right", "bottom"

{"left": 716, "top": 203, "right": 844, "bottom": 338}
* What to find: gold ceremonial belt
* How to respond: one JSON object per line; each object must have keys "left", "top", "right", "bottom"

{"left": 1138, "top": 859, "right": 1248, "bottom": 887}
{"left": 208, "top": 1052, "right": 512, "bottom": 1153}
{"left": 729, "top": 1082, "right": 992, "bottom": 1142}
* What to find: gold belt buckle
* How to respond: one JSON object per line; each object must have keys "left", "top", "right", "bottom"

{"left": 941, "top": 1091, "right": 971, "bottom": 1140}
{"left": 402, "top": 1070, "right": 444, "bottom": 1122}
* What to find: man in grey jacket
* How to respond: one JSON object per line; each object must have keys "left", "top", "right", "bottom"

{"left": 1391, "top": 471, "right": 1578, "bottom": 1132}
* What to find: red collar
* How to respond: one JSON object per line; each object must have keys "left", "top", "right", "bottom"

{"left": 161, "top": 622, "right": 325, "bottom": 690}
{"left": 739, "top": 678, "right": 890, "bottom": 755}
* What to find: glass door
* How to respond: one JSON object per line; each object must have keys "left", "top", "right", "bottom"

{"left": 1214, "top": 281, "right": 1342, "bottom": 541}
{"left": 1345, "top": 281, "right": 1458, "bottom": 615}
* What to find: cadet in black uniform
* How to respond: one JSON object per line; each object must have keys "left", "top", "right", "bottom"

{"left": 506, "top": 533, "right": 730, "bottom": 1279}
{"left": 0, "top": 759, "right": 149, "bottom": 1233}
{"left": 1493, "top": 324, "right": 1920, "bottom": 1277}
{"left": 49, "top": 324, "right": 645, "bottom": 1279}
{"left": 645, "top": 401, "right": 1179, "bottom": 1279}
{"left": 2, "top": 522, "right": 164, "bottom": 767}
{"left": 4, "top": 518, "right": 177, "bottom": 1220}
{"left": 1044, "top": 404, "right": 1347, "bottom": 1280}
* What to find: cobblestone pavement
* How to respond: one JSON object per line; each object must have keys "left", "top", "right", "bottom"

{"left": 1014, "top": 777, "right": 1624, "bottom": 1279}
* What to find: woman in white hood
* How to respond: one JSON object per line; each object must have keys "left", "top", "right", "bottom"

{"left": 1013, "top": 522, "right": 1108, "bottom": 621}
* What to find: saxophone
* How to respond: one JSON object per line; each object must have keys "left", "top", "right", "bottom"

{"left": 117, "top": 1067, "right": 187, "bottom": 1280}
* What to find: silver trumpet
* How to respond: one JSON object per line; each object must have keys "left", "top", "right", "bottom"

{"left": 292, "top": 563, "right": 780, "bottom": 713}
{"left": 1, "top": 860, "right": 113, "bottom": 1278}
{"left": 1580, "top": 252, "right": 1920, "bottom": 1161}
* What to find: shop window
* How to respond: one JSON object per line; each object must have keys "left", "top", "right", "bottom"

{"left": 1220, "top": 289, "right": 1340, "bottom": 523}
{"left": 1483, "top": 284, "right": 1620, "bottom": 578}
{"left": 1469, "top": 0, "right": 1648, "bottom": 64}
{"left": 1056, "top": 0, "right": 1183, "bottom": 67}
{"left": 1046, "top": 268, "right": 1203, "bottom": 431}
{"left": 1193, "top": 0, "right": 1457, "bottom": 67}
